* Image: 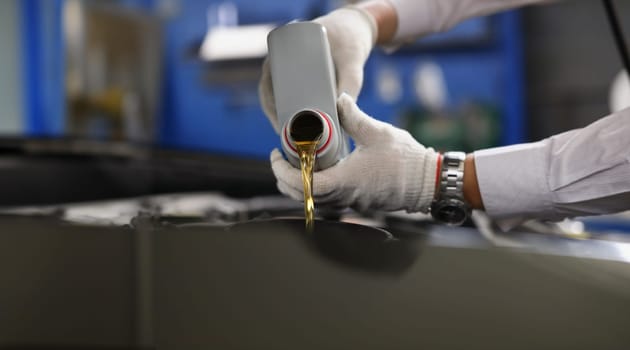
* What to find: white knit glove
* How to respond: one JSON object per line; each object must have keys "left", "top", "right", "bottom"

{"left": 271, "top": 94, "right": 439, "bottom": 213}
{"left": 259, "top": 7, "right": 377, "bottom": 133}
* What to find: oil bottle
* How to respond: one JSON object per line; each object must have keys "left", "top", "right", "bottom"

{"left": 267, "top": 21, "right": 349, "bottom": 230}
{"left": 267, "top": 21, "right": 349, "bottom": 170}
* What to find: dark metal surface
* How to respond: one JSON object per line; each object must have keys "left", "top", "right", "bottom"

{"left": 0, "top": 217, "right": 134, "bottom": 348}
{"left": 155, "top": 220, "right": 630, "bottom": 350}
{"left": 1, "top": 198, "right": 630, "bottom": 349}
{"left": 228, "top": 218, "right": 422, "bottom": 275}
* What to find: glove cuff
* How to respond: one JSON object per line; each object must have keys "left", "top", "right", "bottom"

{"left": 405, "top": 148, "right": 439, "bottom": 213}
{"left": 344, "top": 6, "right": 378, "bottom": 46}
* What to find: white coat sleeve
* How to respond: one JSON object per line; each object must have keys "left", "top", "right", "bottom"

{"left": 387, "top": 0, "right": 559, "bottom": 42}
{"left": 474, "top": 107, "right": 630, "bottom": 227}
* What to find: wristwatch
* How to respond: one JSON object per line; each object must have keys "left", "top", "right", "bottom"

{"left": 430, "top": 151, "right": 471, "bottom": 225}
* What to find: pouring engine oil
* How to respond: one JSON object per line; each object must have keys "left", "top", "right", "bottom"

{"left": 267, "top": 21, "right": 350, "bottom": 229}
{"left": 290, "top": 112, "right": 324, "bottom": 231}
{"left": 295, "top": 140, "right": 319, "bottom": 232}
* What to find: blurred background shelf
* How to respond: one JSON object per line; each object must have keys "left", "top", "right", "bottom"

{"left": 13, "top": 0, "right": 526, "bottom": 158}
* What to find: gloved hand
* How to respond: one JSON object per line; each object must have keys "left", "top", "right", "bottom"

{"left": 271, "top": 93, "right": 439, "bottom": 213}
{"left": 259, "top": 7, "right": 377, "bottom": 133}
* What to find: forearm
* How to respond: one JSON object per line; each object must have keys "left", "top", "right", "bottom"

{"left": 464, "top": 154, "right": 484, "bottom": 210}
{"left": 474, "top": 107, "right": 630, "bottom": 225}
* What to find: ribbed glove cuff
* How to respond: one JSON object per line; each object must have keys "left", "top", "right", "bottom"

{"left": 344, "top": 6, "right": 378, "bottom": 46}
{"left": 405, "top": 148, "right": 439, "bottom": 213}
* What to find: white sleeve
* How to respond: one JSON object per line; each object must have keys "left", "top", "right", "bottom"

{"left": 387, "top": 0, "right": 559, "bottom": 42}
{"left": 474, "top": 107, "right": 630, "bottom": 227}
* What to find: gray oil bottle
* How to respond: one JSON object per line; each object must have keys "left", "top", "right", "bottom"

{"left": 267, "top": 21, "right": 349, "bottom": 170}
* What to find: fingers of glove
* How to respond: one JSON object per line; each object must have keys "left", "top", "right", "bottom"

{"left": 278, "top": 178, "right": 348, "bottom": 208}
{"left": 270, "top": 149, "right": 349, "bottom": 203}
{"left": 335, "top": 62, "right": 363, "bottom": 100}
{"left": 277, "top": 176, "right": 345, "bottom": 206}
{"left": 312, "top": 188, "right": 349, "bottom": 206}
{"left": 337, "top": 93, "right": 393, "bottom": 145}
{"left": 276, "top": 180, "right": 304, "bottom": 202}
{"left": 270, "top": 155, "right": 306, "bottom": 201}
{"left": 270, "top": 149, "right": 334, "bottom": 200}
{"left": 271, "top": 148, "right": 337, "bottom": 195}
{"left": 314, "top": 9, "right": 372, "bottom": 100}
{"left": 311, "top": 159, "right": 353, "bottom": 198}
{"left": 258, "top": 58, "right": 281, "bottom": 134}
{"left": 270, "top": 149, "right": 302, "bottom": 188}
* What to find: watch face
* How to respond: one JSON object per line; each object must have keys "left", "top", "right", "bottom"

{"left": 432, "top": 200, "right": 468, "bottom": 226}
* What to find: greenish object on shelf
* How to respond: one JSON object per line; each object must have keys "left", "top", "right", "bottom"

{"left": 398, "top": 101, "right": 500, "bottom": 153}
{"left": 461, "top": 101, "right": 501, "bottom": 151}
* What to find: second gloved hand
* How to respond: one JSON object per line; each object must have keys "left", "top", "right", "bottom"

{"left": 271, "top": 93, "right": 439, "bottom": 213}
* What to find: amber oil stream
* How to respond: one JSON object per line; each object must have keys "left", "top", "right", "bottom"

{"left": 295, "top": 138, "right": 320, "bottom": 232}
